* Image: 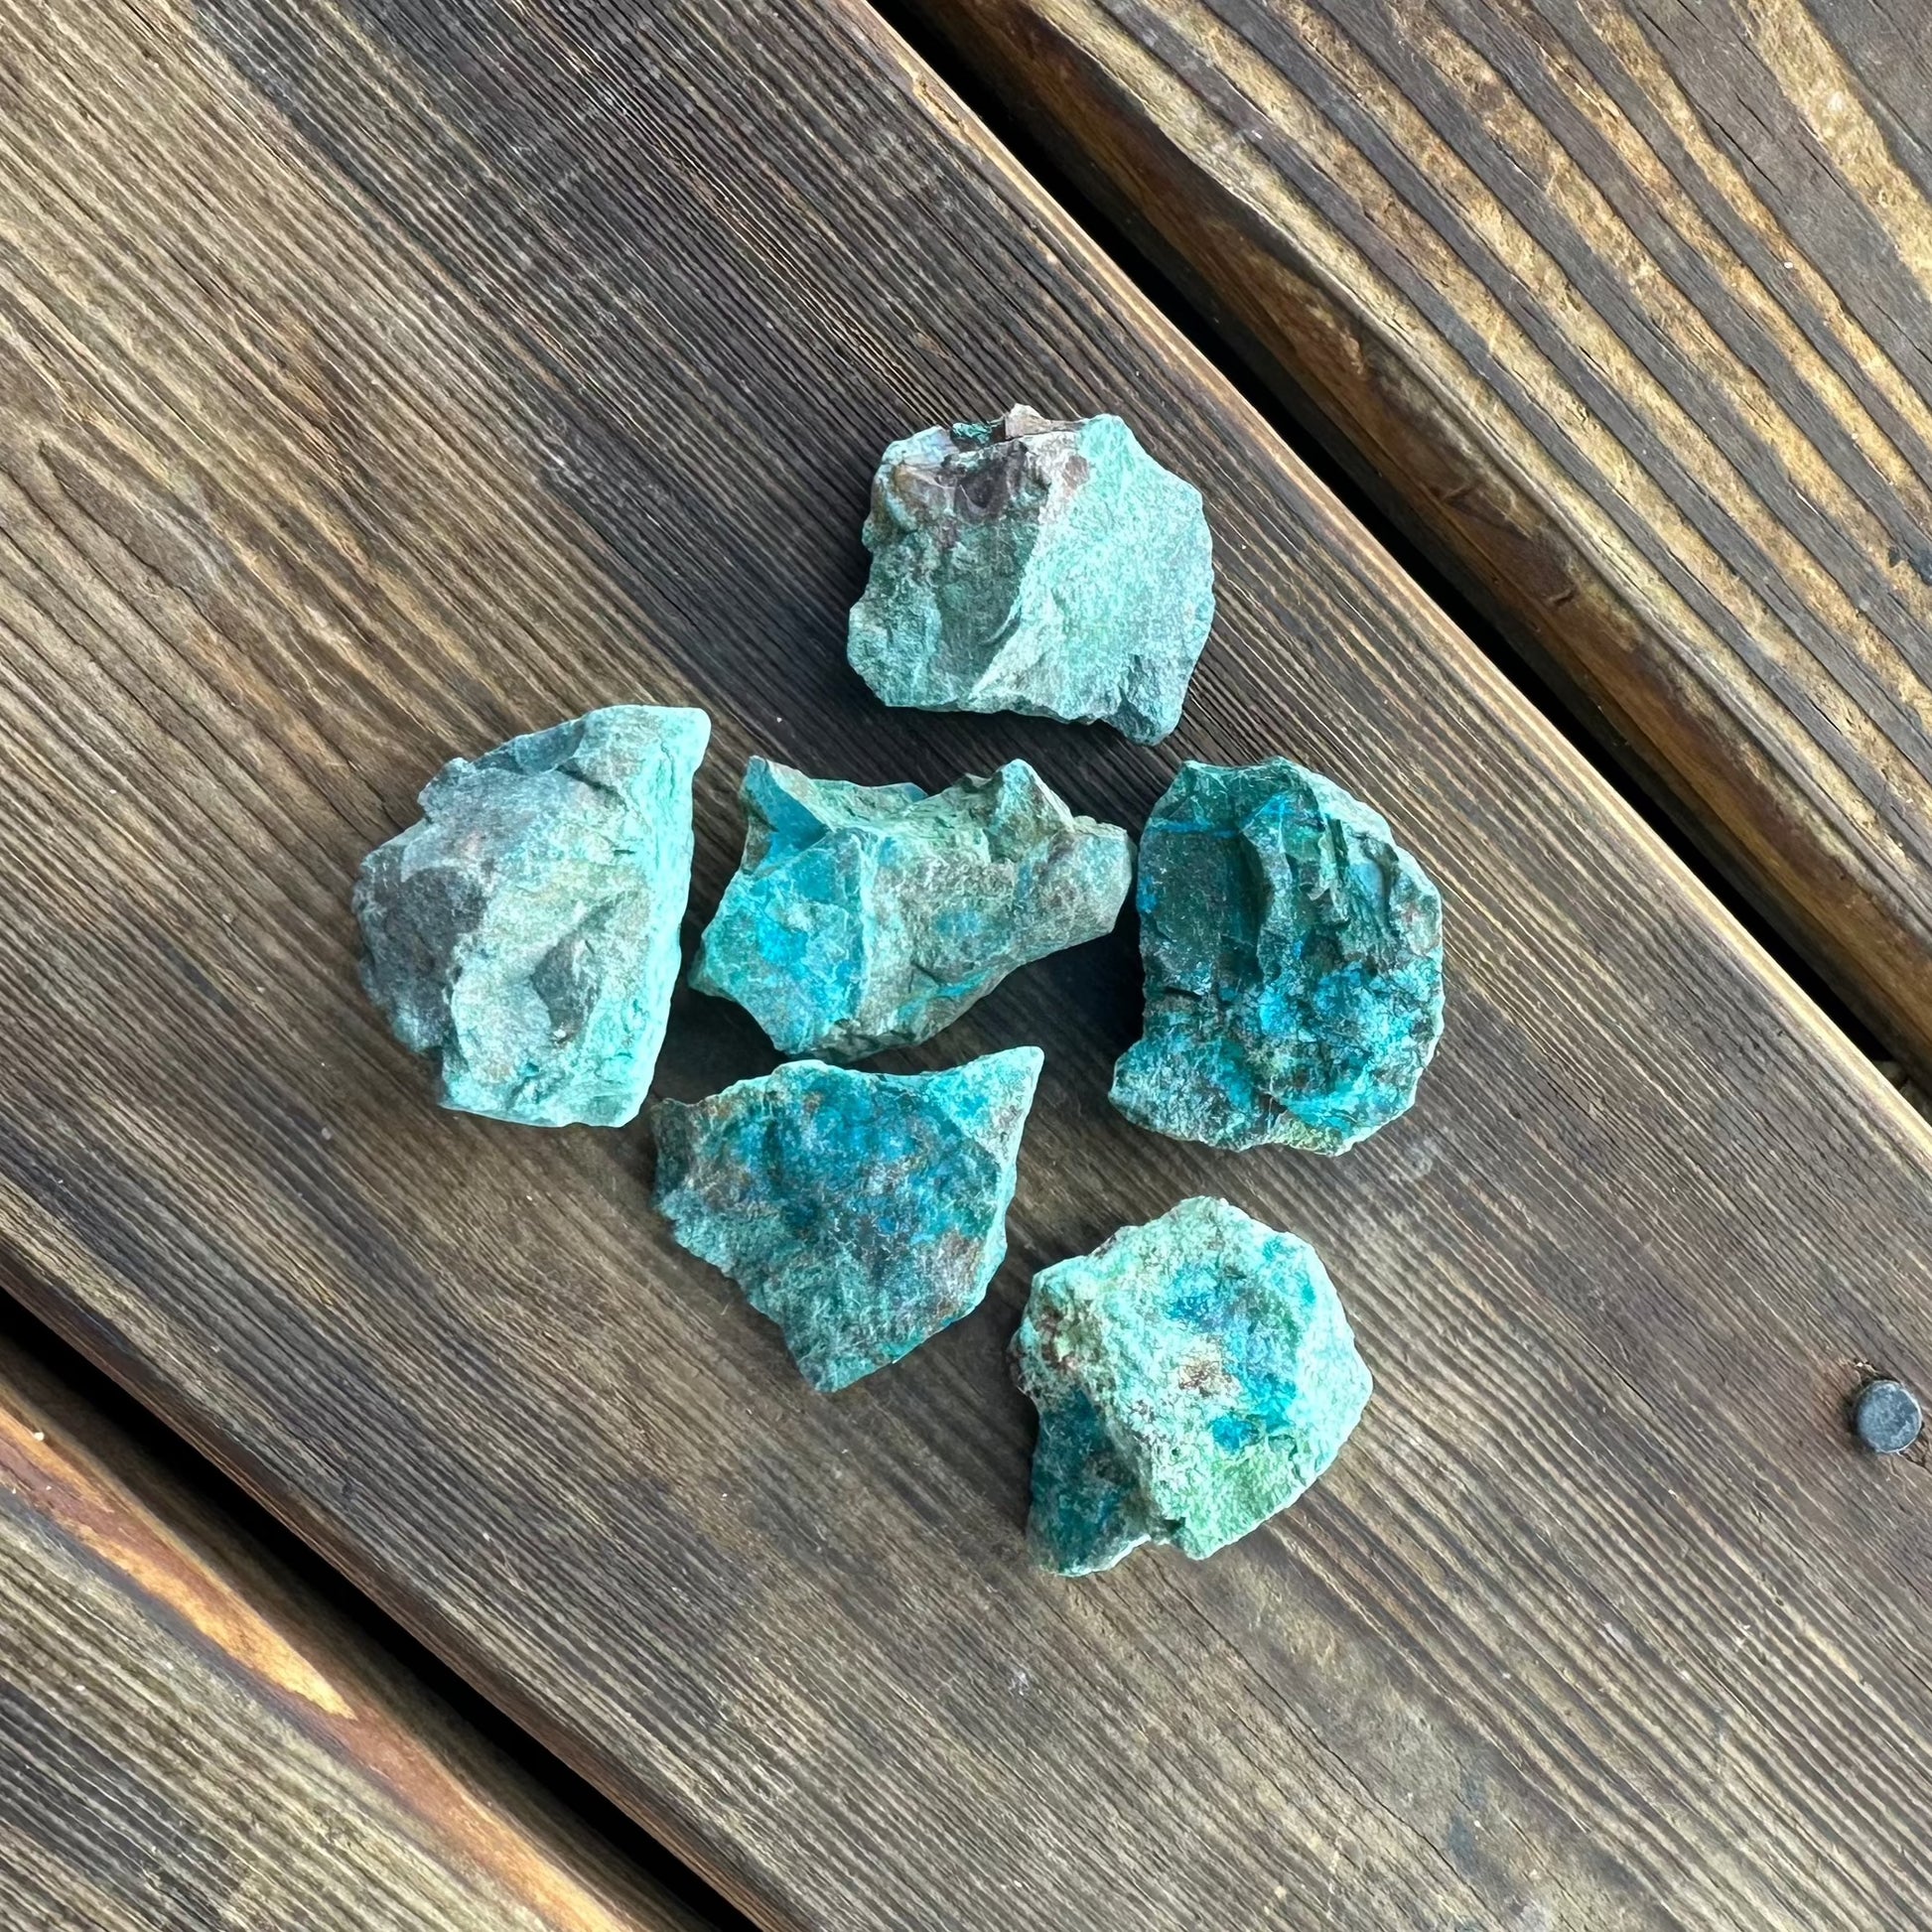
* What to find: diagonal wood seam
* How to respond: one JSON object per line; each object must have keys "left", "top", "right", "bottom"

{"left": 0, "top": 1361, "right": 677, "bottom": 1932}
{"left": 0, "top": 3, "right": 1924, "bottom": 1916}
{"left": 0, "top": 1228, "right": 772, "bottom": 1932}
{"left": 1141, "top": 0, "right": 1932, "bottom": 836}
{"left": 840, "top": 0, "right": 1932, "bottom": 1160}
{"left": 898, "top": 0, "right": 1932, "bottom": 1079}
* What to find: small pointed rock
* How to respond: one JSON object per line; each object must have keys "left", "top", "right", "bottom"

{"left": 1012, "top": 1196, "right": 1371, "bottom": 1575}
{"left": 691, "top": 757, "right": 1132, "bottom": 1059}
{"left": 354, "top": 704, "right": 710, "bottom": 1127}
{"left": 847, "top": 406, "right": 1214, "bottom": 745}
{"left": 1111, "top": 758, "right": 1443, "bottom": 1153}
{"left": 651, "top": 1048, "right": 1043, "bottom": 1392}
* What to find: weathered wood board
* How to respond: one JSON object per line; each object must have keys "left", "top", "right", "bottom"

{"left": 908, "top": 0, "right": 1932, "bottom": 1083}
{"left": 2, "top": 1, "right": 1930, "bottom": 1927}
{"left": 0, "top": 1323, "right": 708, "bottom": 1932}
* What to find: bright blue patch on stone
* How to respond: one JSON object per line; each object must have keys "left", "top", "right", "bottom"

{"left": 1012, "top": 1195, "right": 1371, "bottom": 1575}
{"left": 691, "top": 757, "right": 1132, "bottom": 1058}
{"left": 1110, "top": 758, "right": 1443, "bottom": 1153}
{"left": 847, "top": 406, "right": 1214, "bottom": 744}
{"left": 650, "top": 1048, "right": 1044, "bottom": 1392}
{"left": 353, "top": 704, "right": 709, "bottom": 1127}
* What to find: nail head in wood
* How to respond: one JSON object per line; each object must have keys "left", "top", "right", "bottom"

{"left": 1853, "top": 1380, "right": 1923, "bottom": 1455}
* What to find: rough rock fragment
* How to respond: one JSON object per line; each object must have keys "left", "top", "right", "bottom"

{"left": 1012, "top": 1195, "right": 1371, "bottom": 1575}
{"left": 354, "top": 704, "right": 710, "bottom": 1127}
{"left": 691, "top": 757, "right": 1132, "bottom": 1058}
{"left": 1110, "top": 758, "right": 1443, "bottom": 1153}
{"left": 847, "top": 405, "right": 1214, "bottom": 744}
{"left": 650, "top": 1048, "right": 1043, "bottom": 1391}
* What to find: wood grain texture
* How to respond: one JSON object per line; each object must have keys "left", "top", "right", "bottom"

{"left": 906, "top": 0, "right": 1932, "bottom": 1082}
{"left": 1, "top": 1, "right": 1930, "bottom": 1927}
{"left": 0, "top": 1325, "right": 708, "bottom": 1932}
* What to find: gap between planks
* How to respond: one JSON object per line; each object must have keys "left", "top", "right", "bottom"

{"left": 897, "top": 0, "right": 1932, "bottom": 1098}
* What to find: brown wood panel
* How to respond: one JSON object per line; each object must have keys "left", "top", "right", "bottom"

{"left": 1, "top": 1, "right": 1930, "bottom": 1927}
{"left": 906, "top": 0, "right": 1932, "bottom": 1083}
{"left": 0, "top": 1324, "right": 708, "bottom": 1932}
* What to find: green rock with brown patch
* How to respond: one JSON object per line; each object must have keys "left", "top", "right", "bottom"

{"left": 1012, "top": 1195, "right": 1372, "bottom": 1574}
{"left": 650, "top": 1048, "right": 1043, "bottom": 1391}
{"left": 847, "top": 406, "right": 1214, "bottom": 744}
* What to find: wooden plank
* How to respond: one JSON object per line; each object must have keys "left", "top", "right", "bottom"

{"left": 0, "top": 1321, "right": 710, "bottom": 1932}
{"left": 905, "top": 0, "right": 1932, "bottom": 1081}
{"left": 1, "top": 1, "right": 1929, "bottom": 1927}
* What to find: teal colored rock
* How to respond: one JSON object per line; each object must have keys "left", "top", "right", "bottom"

{"left": 354, "top": 705, "right": 710, "bottom": 1127}
{"left": 650, "top": 1048, "right": 1043, "bottom": 1391}
{"left": 1012, "top": 1195, "right": 1371, "bottom": 1575}
{"left": 691, "top": 758, "right": 1132, "bottom": 1059}
{"left": 847, "top": 405, "right": 1214, "bottom": 745}
{"left": 1111, "top": 759, "right": 1443, "bottom": 1154}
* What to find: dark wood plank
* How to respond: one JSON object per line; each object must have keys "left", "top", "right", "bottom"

{"left": 907, "top": 0, "right": 1932, "bottom": 1083}
{"left": 0, "top": 1323, "right": 709, "bottom": 1932}
{"left": 1, "top": 1, "right": 1930, "bottom": 1927}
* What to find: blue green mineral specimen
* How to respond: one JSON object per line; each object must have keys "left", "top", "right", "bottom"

{"left": 847, "top": 405, "right": 1214, "bottom": 745}
{"left": 650, "top": 1048, "right": 1043, "bottom": 1391}
{"left": 690, "top": 757, "right": 1132, "bottom": 1059}
{"left": 1012, "top": 1195, "right": 1371, "bottom": 1575}
{"left": 354, "top": 704, "right": 710, "bottom": 1128}
{"left": 1110, "top": 759, "right": 1443, "bottom": 1154}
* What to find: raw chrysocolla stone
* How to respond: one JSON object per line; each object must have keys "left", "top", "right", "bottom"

{"left": 847, "top": 405, "right": 1214, "bottom": 745}
{"left": 354, "top": 705, "right": 710, "bottom": 1128}
{"left": 691, "top": 757, "right": 1132, "bottom": 1059}
{"left": 650, "top": 1048, "right": 1043, "bottom": 1392}
{"left": 1012, "top": 1195, "right": 1371, "bottom": 1575}
{"left": 1111, "top": 759, "right": 1443, "bottom": 1154}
